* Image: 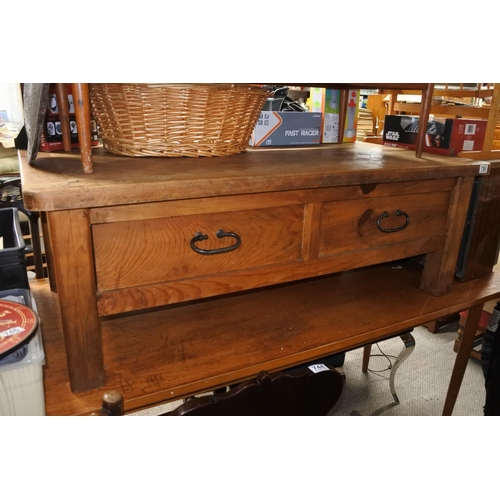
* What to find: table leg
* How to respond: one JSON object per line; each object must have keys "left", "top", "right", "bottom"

{"left": 442, "top": 303, "right": 483, "bottom": 416}
{"left": 389, "top": 331, "right": 416, "bottom": 404}
{"left": 26, "top": 210, "right": 45, "bottom": 279}
{"left": 361, "top": 345, "right": 372, "bottom": 372}
{"left": 46, "top": 209, "right": 104, "bottom": 393}
{"left": 421, "top": 176, "right": 475, "bottom": 296}
{"left": 40, "top": 212, "right": 57, "bottom": 292}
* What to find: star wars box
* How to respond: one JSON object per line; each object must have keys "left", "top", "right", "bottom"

{"left": 250, "top": 111, "right": 322, "bottom": 147}
{"left": 39, "top": 116, "right": 99, "bottom": 152}
{"left": 382, "top": 115, "right": 487, "bottom": 156}
{"left": 39, "top": 84, "right": 99, "bottom": 152}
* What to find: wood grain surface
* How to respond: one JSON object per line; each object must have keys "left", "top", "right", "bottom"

{"left": 33, "top": 260, "right": 500, "bottom": 416}
{"left": 19, "top": 142, "right": 490, "bottom": 212}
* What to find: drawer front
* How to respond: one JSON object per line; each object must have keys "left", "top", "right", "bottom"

{"left": 318, "top": 191, "right": 451, "bottom": 257}
{"left": 93, "top": 205, "right": 304, "bottom": 291}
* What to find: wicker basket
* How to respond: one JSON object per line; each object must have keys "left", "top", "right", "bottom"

{"left": 89, "top": 83, "right": 270, "bottom": 158}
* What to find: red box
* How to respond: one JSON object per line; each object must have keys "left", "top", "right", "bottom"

{"left": 39, "top": 84, "right": 99, "bottom": 153}
{"left": 382, "top": 115, "right": 487, "bottom": 156}
{"left": 39, "top": 117, "right": 99, "bottom": 153}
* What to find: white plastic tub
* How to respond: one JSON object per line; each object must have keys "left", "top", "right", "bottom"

{"left": 0, "top": 289, "right": 45, "bottom": 416}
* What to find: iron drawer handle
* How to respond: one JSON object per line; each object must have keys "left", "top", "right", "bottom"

{"left": 376, "top": 209, "right": 410, "bottom": 233}
{"left": 190, "top": 229, "right": 242, "bottom": 255}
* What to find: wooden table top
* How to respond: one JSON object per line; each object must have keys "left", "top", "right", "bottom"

{"left": 19, "top": 142, "right": 489, "bottom": 212}
{"left": 33, "top": 260, "right": 500, "bottom": 416}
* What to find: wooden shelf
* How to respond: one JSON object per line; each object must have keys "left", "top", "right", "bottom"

{"left": 393, "top": 102, "right": 490, "bottom": 119}
{"left": 34, "top": 259, "right": 500, "bottom": 416}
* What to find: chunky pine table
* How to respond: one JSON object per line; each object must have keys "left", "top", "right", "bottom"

{"left": 18, "top": 142, "right": 497, "bottom": 415}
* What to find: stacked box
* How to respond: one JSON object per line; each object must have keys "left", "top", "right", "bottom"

{"left": 343, "top": 89, "right": 360, "bottom": 143}
{"left": 39, "top": 84, "right": 99, "bottom": 153}
{"left": 310, "top": 88, "right": 342, "bottom": 143}
{"left": 310, "top": 88, "right": 359, "bottom": 143}
{"left": 383, "top": 115, "right": 487, "bottom": 156}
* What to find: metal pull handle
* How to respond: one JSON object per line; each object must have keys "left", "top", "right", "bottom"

{"left": 376, "top": 209, "right": 410, "bottom": 233}
{"left": 190, "top": 229, "right": 241, "bottom": 255}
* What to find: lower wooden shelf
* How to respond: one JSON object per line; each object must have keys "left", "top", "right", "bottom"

{"left": 32, "top": 259, "right": 500, "bottom": 416}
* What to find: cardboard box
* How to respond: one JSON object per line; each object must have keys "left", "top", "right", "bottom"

{"left": 383, "top": 115, "right": 487, "bottom": 156}
{"left": 310, "top": 88, "right": 341, "bottom": 143}
{"left": 250, "top": 111, "right": 322, "bottom": 147}
{"left": 343, "top": 89, "right": 360, "bottom": 143}
{"left": 39, "top": 116, "right": 99, "bottom": 152}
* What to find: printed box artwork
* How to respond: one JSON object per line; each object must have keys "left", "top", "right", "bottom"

{"left": 39, "top": 117, "right": 99, "bottom": 153}
{"left": 342, "top": 90, "right": 360, "bottom": 143}
{"left": 310, "top": 88, "right": 341, "bottom": 143}
{"left": 250, "top": 111, "right": 322, "bottom": 147}
{"left": 382, "top": 115, "right": 487, "bottom": 156}
{"left": 323, "top": 88, "right": 341, "bottom": 143}
{"left": 39, "top": 84, "right": 99, "bottom": 153}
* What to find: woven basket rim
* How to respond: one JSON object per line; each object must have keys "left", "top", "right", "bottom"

{"left": 90, "top": 83, "right": 268, "bottom": 90}
{"left": 90, "top": 83, "right": 270, "bottom": 158}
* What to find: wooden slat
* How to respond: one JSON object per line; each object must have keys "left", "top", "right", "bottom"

{"left": 383, "top": 89, "right": 495, "bottom": 98}
{"left": 393, "top": 103, "right": 490, "bottom": 119}
{"left": 482, "top": 85, "right": 500, "bottom": 153}
{"left": 458, "top": 150, "right": 500, "bottom": 160}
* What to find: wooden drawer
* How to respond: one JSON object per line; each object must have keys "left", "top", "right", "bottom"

{"left": 93, "top": 205, "right": 304, "bottom": 292}
{"left": 319, "top": 190, "right": 451, "bottom": 258}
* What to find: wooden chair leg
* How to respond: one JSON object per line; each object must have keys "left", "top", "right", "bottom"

{"left": 54, "top": 83, "right": 72, "bottom": 152}
{"left": 415, "top": 83, "right": 434, "bottom": 158}
{"left": 71, "top": 83, "right": 93, "bottom": 174}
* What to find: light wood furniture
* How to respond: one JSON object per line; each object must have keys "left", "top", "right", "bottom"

{"left": 371, "top": 84, "right": 500, "bottom": 161}
{"left": 19, "top": 140, "right": 496, "bottom": 416}
{"left": 387, "top": 83, "right": 496, "bottom": 120}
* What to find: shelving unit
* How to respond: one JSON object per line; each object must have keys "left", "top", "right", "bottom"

{"left": 368, "top": 83, "right": 500, "bottom": 160}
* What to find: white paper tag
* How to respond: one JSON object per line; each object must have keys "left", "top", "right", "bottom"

{"left": 462, "top": 140, "right": 474, "bottom": 151}
{"left": 478, "top": 163, "right": 489, "bottom": 174}
{"left": 0, "top": 326, "right": 24, "bottom": 338}
{"left": 308, "top": 363, "right": 330, "bottom": 373}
